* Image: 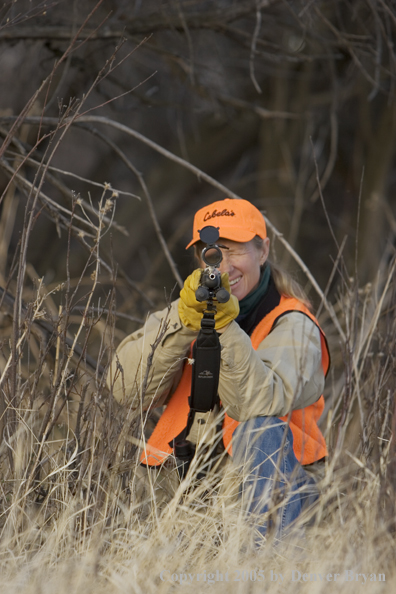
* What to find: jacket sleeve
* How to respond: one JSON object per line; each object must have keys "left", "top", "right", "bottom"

{"left": 106, "top": 300, "right": 198, "bottom": 409}
{"left": 218, "top": 312, "right": 325, "bottom": 421}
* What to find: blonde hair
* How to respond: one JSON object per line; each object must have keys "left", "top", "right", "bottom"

{"left": 252, "top": 236, "right": 312, "bottom": 309}
{"left": 268, "top": 260, "right": 312, "bottom": 309}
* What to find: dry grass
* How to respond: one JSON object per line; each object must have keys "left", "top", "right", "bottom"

{"left": 0, "top": 455, "right": 395, "bottom": 593}
{"left": 0, "top": 247, "right": 394, "bottom": 593}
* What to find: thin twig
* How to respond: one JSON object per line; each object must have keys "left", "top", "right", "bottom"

{"left": 316, "top": 235, "right": 348, "bottom": 320}
{"left": 72, "top": 306, "right": 144, "bottom": 325}
{"left": 77, "top": 124, "right": 183, "bottom": 288}
{"left": 249, "top": 2, "right": 263, "bottom": 94}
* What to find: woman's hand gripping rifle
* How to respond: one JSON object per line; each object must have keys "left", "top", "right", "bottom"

{"left": 178, "top": 226, "right": 240, "bottom": 332}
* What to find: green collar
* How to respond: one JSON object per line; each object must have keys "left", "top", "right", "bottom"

{"left": 238, "top": 265, "right": 271, "bottom": 316}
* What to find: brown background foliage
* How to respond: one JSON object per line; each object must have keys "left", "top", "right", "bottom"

{"left": 1, "top": 0, "right": 395, "bottom": 316}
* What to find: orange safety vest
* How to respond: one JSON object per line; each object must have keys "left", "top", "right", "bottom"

{"left": 140, "top": 296, "right": 330, "bottom": 467}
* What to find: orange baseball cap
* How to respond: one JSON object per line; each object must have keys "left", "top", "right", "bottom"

{"left": 186, "top": 198, "right": 267, "bottom": 248}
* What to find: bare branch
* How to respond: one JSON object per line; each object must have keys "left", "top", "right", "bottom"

{"left": 249, "top": 2, "right": 263, "bottom": 94}
{"left": 0, "top": 2, "right": 278, "bottom": 42}
{"left": 0, "top": 113, "right": 341, "bottom": 331}
{"left": 78, "top": 124, "right": 183, "bottom": 288}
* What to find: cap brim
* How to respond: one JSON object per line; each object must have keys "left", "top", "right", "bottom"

{"left": 186, "top": 236, "right": 199, "bottom": 249}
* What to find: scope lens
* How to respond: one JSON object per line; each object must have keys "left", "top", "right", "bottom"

{"left": 202, "top": 246, "right": 222, "bottom": 266}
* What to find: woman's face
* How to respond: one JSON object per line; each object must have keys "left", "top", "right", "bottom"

{"left": 201, "top": 237, "right": 270, "bottom": 301}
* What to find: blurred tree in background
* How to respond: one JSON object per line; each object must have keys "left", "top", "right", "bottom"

{"left": 0, "top": 0, "right": 395, "bottom": 323}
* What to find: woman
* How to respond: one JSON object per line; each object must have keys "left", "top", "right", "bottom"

{"left": 108, "top": 198, "right": 329, "bottom": 539}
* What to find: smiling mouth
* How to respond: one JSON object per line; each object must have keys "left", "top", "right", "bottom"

{"left": 229, "top": 276, "right": 242, "bottom": 287}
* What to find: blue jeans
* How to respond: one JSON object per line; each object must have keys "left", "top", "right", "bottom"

{"left": 233, "top": 417, "right": 319, "bottom": 541}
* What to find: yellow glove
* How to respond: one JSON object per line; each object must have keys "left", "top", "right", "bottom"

{"left": 178, "top": 269, "right": 240, "bottom": 331}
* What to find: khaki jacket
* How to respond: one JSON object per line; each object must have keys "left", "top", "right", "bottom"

{"left": 107, "top": 299, "right": 325, "bottom": 422}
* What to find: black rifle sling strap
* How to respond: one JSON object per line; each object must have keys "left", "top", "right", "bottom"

{"left": 187, "top": 312, "right": 221, "bottom": 424}
{"left": 172, "top": 310, "right": 221, "bottom": 477}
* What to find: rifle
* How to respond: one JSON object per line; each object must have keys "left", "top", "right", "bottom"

{"left": 173, "top": 225, "right": 230, "bottom": 479}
